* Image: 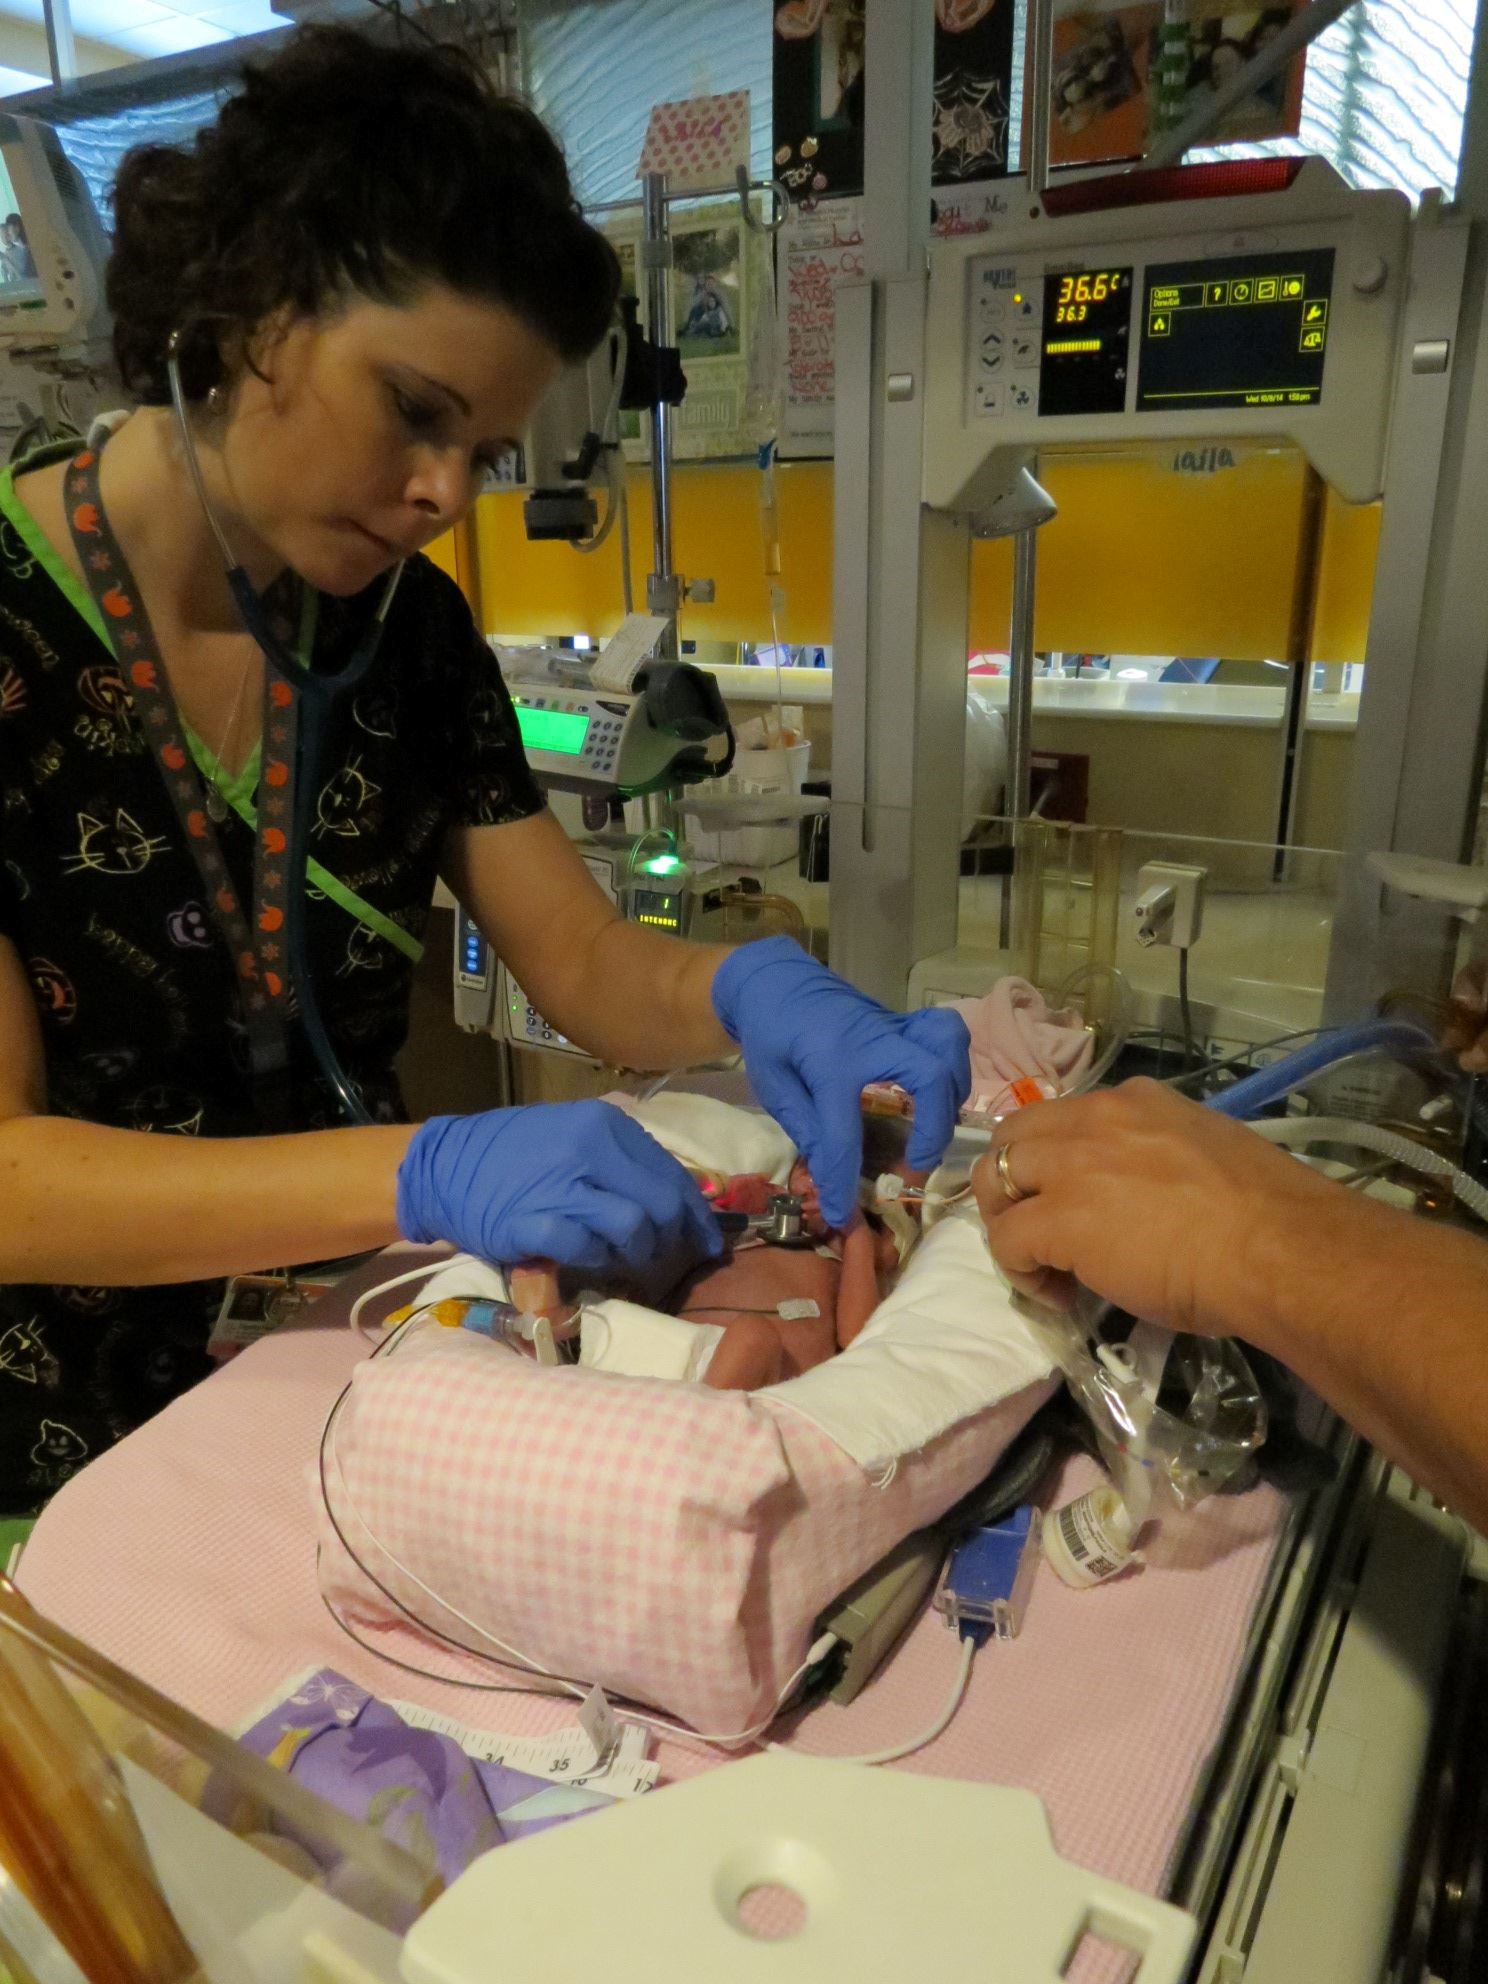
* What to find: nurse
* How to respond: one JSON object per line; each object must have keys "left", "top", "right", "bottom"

{"left": 0, "top": 28, "right": 969, "bottom": 1513}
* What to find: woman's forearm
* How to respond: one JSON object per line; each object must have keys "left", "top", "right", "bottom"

{"left": 553, "top": 921, "right": 734, "bottom": 1070}
{"left": 1250, "top": 1191, "right": 1488, "bottom": 1531}
{"left": 0, "top": 1114, "right": 416, "bottom": 1285}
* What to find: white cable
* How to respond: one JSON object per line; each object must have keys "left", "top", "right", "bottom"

{"left": 779, "top": 1634, "right": 976, "bottom": 1769}
{"left": 572, "top": 464, "right": 619, "bottom": 555}
{"left": 1249, "top": 1116, "right": 1488, "bottom": 1224}
{"left": 348, "top": 1262, "right": 449, "bottom": 1341}
{"left": 574, "top": 318, "right": 629, "bottom": 559}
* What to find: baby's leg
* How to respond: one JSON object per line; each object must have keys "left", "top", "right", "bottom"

{"left": 702, "top": 1316, "right": 787, "bottom": 1390}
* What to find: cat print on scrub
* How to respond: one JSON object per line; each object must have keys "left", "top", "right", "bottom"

{"left": 338, "top": 923, "right": 387, "bottom": 977}
{"left": 0, "top": 1319, "right": 59, "bottom": 1388}
{"left": 352, "top": 688, "right": 398, "bottom": 739}
{"left": 126, "top": 1085, "right": 206, "bottom": 1136}
{"left": 63, "top": 808, "right": 169, "bottom": 877}
{"left": 315, "top": 758, "right": 381, "bottom": 838}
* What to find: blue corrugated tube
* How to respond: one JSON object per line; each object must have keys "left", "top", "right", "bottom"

{"left": 1204, "top": 1020, "right": 1437, "bottom": 1121}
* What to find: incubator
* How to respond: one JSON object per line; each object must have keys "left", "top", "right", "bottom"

{"left": 0, "top": 114, "right": 116, "bottom": 452}
{"left": 8, "top": 2, "right": 1488, "bottom": 1974}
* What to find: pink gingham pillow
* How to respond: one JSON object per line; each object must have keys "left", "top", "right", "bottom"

{"left": 318, "top": 1325, "right": 1052, "bottom": 1736}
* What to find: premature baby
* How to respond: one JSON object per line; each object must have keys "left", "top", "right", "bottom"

{"left": 505, "top": 1150, "right": 927, "bottom": 1393}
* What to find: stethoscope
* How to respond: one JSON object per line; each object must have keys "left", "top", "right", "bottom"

{"left": 165, "top": 332, "right": 405, "bottom": 1127}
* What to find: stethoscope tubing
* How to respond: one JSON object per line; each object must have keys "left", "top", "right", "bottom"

{"left": 165, "top": 337, "right": 405, "bottom": 1128}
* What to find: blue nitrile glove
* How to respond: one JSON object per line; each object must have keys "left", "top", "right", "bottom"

{"left": 396, "top": 1100, "right": 722, "bottom": 1298}
{"left": 711, "top": 937, "right": 972, "bottom": 1228}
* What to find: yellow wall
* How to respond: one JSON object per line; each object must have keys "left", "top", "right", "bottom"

{"left": 969, "top": 452, "right": 1380, "bottom": 663}
{"left": 433, "top": 450, "right": 1381, "bottom": 665}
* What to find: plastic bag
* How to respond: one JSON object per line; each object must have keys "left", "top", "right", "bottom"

{"left": 1020, "top": 1296, "right": 1267, "bottom": 1526}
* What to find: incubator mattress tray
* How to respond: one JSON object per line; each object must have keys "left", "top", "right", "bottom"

{"left": 19, "top": 1249, "right": 1286, "bottom": 1919}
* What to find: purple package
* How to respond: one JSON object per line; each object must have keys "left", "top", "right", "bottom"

{"left": 234, "top": 1668, "right": 613, "bottom": 1890}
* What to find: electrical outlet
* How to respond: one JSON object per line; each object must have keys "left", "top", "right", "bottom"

{"left": 1135, "top": 862, "right": 1206, "bottom": 948}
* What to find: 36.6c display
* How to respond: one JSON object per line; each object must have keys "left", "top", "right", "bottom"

{"left": 1051, "top": 269, "right": 1121, "bottom": 325}
{"left": 1039, "top": 266, "right": 1133, "bottom": 417}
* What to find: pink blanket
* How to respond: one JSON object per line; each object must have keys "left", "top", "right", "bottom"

{"left": 18, "top": 1252, "right": 1284, "bottom": 1937}
{"left": 952, "top": 976, "right": 1095, "bottom": 1114}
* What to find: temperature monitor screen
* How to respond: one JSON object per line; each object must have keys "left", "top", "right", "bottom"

{"left": 1137, "top": 248, "right": 1335, "bottom": 411}
{"left": 516, "top": 705, "right": 591, "bottom": 756}
{"left": 1039, "top": 267, "right": 1133, "bottom": 416}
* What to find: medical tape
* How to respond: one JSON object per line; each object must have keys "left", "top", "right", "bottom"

{"left": 387, "top": 1698, "right": 658, "bottom": 1798}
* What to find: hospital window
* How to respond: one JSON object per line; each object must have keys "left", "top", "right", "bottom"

{"left": 520, "top": 0, "right": 773, "bottom": 209}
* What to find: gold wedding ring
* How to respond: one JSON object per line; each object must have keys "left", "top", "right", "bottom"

{"left": 994, "top": 1140, "right": 1028, "bottom": 1204}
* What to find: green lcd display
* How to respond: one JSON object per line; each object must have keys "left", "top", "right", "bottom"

{"left": 516, "top": 705, "right": 591, "bottom": 756}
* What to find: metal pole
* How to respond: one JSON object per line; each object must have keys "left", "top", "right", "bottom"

{"left": 640, "top": 170, "right": 679, "bottom": 653}
{"left": 1455, "top": 0, "right": 1488, "bottom": 218}
{"left": 1026, "top": 0, "right": 1053, "bottom": 201}
{"left": 1000, "top": 522, "right": 1039, "bottom": 947}
{"left": 1008, "top": 527, "right": 1038, "bottom": 819}
{"left": 1273, "top": 465, "right": 1327, "bottom": 878}
{"left": 42, "top": 0, "right": 76, "bottom": 84}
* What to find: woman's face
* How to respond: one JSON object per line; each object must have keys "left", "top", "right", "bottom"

{"left": 217, "top": 282, "right": 565, "bottom": 596}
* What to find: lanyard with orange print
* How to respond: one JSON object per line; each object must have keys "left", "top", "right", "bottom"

{"left": 64, "top": 444, "right": 310, "bottom": 1117}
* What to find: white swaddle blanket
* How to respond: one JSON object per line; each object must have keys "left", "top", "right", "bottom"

{"left": 387, "top": 1092, "right": 1053, "bottom": 1475}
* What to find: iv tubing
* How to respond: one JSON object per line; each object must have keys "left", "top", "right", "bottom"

{"left": 1204, "top": 1020, "right": 1436, "bottom": 1121}
{"left": 1249, "top": 1116, "right": 1488, "bottom": 1224}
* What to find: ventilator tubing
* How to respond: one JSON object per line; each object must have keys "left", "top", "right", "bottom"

{"left": 1250, "top": 1115, "right": 1488, "bottom": 1224}
{"left": 1204, "top": 1020, "right": 1434, "bottom": 1121}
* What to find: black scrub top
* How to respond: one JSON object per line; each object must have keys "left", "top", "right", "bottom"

{"left": 0, "top": 447, "right": 543, "bottom": 1513}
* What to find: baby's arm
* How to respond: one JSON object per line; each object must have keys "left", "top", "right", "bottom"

{"left": 507, "top": 1260, "right": 575, "bottom": 1333}
{"left": 835, "top": 1217, "right": 880, "bottom": 1351}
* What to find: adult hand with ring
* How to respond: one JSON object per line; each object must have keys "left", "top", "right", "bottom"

{"left": 993, "top": 1140, "right": 1028, "bottom": 1204}
{"left": 971, "top": 1078, "right": 1350, "bottom": 1339}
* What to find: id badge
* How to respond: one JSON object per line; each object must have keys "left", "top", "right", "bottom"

{"left": 209, "top": 1273, "right": 335, "bottom": 1361}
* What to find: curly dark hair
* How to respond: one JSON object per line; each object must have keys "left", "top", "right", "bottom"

{"left": 108, "top": 26, "right": 620, "bottom": 403}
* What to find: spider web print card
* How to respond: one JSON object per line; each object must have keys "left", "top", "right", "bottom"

{"left": 772, "top": 2, "right": 1017, "bottom": 202}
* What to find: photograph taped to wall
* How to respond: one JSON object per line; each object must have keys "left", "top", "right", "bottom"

{"left": 1049, "top": 0, "right": 1306, "bottom": 167}
{"left": 607, "top": 202, "right": 766, "bottom": 461}
{"left": 674, "top": 224, "right": 742, "bottom": 361}
{"left": 773, "top": 0, "right": 867, "bottom": 199}
{"left": 1168, "top": 4, "right": 1303, "bottom": 136}
{"left": 933, "top": 0, "right": 1016, "bottom": 183}
{"left": 774, "top": 1, "right": 1017, "bottom": 201}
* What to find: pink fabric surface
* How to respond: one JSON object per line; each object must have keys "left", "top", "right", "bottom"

{"left": 319, "top": 1316, "right": 1051, "bottom": 1736}
{"left": 19, "top": 1252, "right": 1285, "bottom": 1923}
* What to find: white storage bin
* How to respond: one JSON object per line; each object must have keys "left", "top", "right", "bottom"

{"left": 703, "top": 740, "right": 811, "bottom": 870}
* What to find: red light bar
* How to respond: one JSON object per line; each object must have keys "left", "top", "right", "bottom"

{"left": 1041, "top": 157, "right": 1305, "bottom": 221}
